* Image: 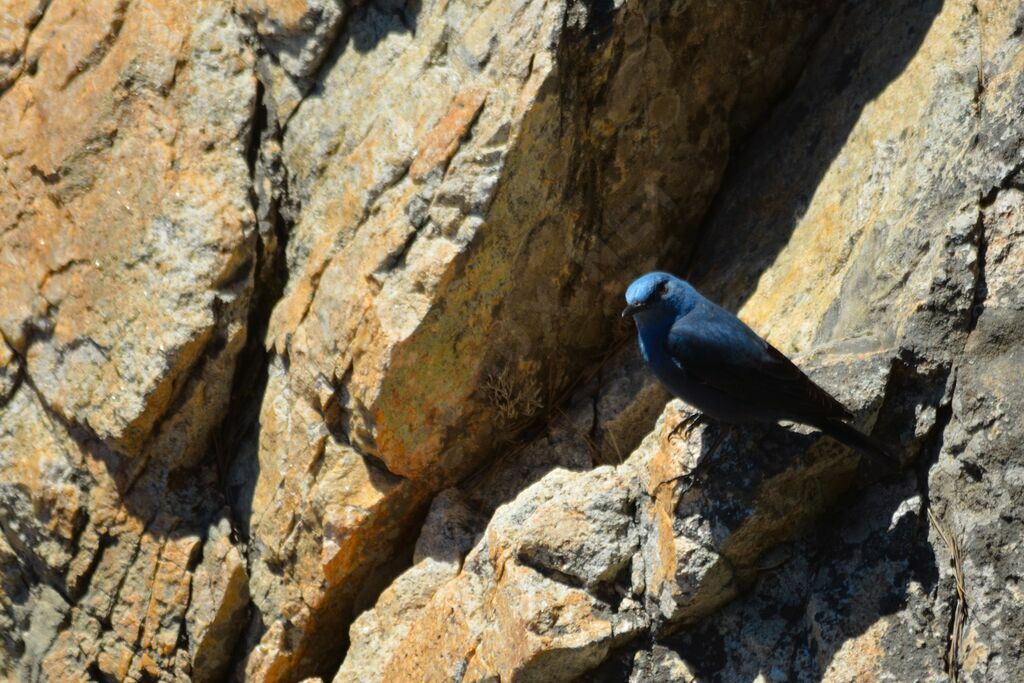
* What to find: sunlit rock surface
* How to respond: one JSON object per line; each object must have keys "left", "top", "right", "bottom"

{"left": 1, "top": 0, "right": 1022, "bottom": 681}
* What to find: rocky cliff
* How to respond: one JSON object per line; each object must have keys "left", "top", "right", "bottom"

{"left": 1, "top": 0, "right": 1022, "bottom": 681}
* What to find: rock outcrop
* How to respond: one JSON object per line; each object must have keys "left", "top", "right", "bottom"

{"left": 238, "top": 0, "right": 838, "bottom": 678}
{"left": 1, "top": 0, "right": 1022, "bottom": 681}
{"left": 335, "top": 0, "right": 1024, "bottom": 679}
{"left": 1, "top": 2, "right": 256, "bottom": 680}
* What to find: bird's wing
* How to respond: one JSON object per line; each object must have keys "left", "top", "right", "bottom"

{"left": 665, "top": 305, "right": 852, "bottom": 421}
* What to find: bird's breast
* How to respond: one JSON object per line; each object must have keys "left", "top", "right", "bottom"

{"left": 637, "top": 324, "right": 753, "bottom": 422}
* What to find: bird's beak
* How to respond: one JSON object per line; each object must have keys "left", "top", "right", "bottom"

{"left": 621, "top": 303, "right": 641, "bottom": 319}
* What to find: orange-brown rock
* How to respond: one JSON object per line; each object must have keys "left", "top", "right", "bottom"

{"left": 243, "top": 0, "right": 839, "bottom": 676}
{"left": 187, "top": 518, "right": 250, "bottom": 683}
{"left": 0, "top": 0, "right": 254, "bottom": 458}
{"left": 1, "top": 0, "right": 256, "bottom": 680}
{"left": 343, "top": 347, "right": 891, "bottom": 681}
{"left": 378, "top": 466, "right": 646, "bottom": 682}
{"left": 5, "top": 0, "right": 1024, "bottom": 681}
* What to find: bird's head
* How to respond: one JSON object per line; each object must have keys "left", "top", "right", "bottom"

{"left": 622, "top": 272, "right": 696, "bottom": 323}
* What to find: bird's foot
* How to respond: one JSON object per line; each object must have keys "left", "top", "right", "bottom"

{"left": 655, "top": 468, "right": 699, "bottom": 495}
{"left": 668, "top": 412, "right": 707, "bottom": 443}
{"left": 655, "top": 452, "right": 716, "bottom": 495}
{"left": 656, "top": 422, "right": 731, "bottom": 494}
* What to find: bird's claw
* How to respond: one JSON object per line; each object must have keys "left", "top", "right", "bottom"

{"left": 668, "top": 412, "right": 706, "bottom": 443}
{"left": 655, "top": 469, "right": 698, "bottom": 495}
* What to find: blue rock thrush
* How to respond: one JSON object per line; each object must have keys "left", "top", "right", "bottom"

{"left": 622, "top": 271, "right": 894, "bottom": 461}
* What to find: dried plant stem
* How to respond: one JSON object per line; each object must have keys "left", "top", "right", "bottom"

{"left": 928, "top": 507, "right": 968, "bottom": 683}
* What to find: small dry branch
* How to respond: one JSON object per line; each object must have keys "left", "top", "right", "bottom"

{"left": 928, "top": 507, "right": 968, "bottom": 683}
{"left": 484, "top": 365, "right": 543, "bottom": 425}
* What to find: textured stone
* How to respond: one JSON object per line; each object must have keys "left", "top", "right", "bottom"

{"left": 641, "top": 350, "right": 893, "bottom": 630}
{"left": 380, "top": 466, "right": 646, "bottom": 682}
{"left": 0, "top": 332, "right": 20, "bottom": 405}
{"left": 0, "top": 0, "right": 52, "bottom": 91}
{"left": 262, "top": 0, "right": 836, "bottom": 488}
{"left": 241, "top": 364, "right": 428, "bottom": 681}
{"left": 238, "top": 0, "right": 349, "bottom": 122}
{"left": 187, "top": 517, "right": 251, "bottom": 683}
{"left": 0, "top": 1, "right": 257, "bottom": 680}
{"left": 5, "top": 0, "right": 1023, "bottom": 680}
{"left": 923, "top": 200, "right": 1024, "bottom": 680}
{"left": 344, "top": 340, "right": 891, "bottom": 681}
{"left": 0, "top": 0, "right": 256, "bottom": 459}
{"left": 657, "top": 477, "right": 943, "bottom": 682}
{"left": 599, "top": 0, "right": 1024, "bottom": 680}
{"left": 334, "top": 490, "right": 482, "bottom": 683}
{"left": 628, "top": 646, "right": 697, "bottom": 683}
{"left": 0, "top": 380, "right": 227, "bottom": 681}
{"left": 336, "top": 0, "right": 1024, "bottom": 680}
{"left": 243, "top": 0, "right": 839, "bottom": 678}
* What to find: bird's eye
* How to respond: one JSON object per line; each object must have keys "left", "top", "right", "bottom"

{"left": 654, "top": 280, "right": 668, "bottom": 297}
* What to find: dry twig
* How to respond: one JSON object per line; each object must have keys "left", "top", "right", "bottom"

{"left": 928, "top": 507, "right": 968, "bottom": 683}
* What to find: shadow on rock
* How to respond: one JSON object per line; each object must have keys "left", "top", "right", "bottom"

{"left": 660, "top": 474, "right": 939, "bottom": 682}
{"left": 689, "top": 0, "right": 943, "bottom": 316}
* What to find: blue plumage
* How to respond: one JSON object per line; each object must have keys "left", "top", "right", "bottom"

{"left": 623, "top": 272, "right": 893, "bottom": 460}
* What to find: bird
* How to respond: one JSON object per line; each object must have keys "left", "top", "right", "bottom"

{"left": 621, "top": 271, "right": 895, "bottom": 463}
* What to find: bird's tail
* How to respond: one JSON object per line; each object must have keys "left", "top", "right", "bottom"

{"left": 815, "top": 418, "right": 899, "bottom": 468}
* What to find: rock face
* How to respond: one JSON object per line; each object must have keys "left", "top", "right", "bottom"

{"left": 1, "top": 0, "right": 1022, "bottom": 682}
{"left": 1, "top": 1, "right": 257, "bottom": 681}
{"left": 334, "top": 0, "right": 1024, "bottom": 680}
{"left": 239, "top": 0, "right": 839, "bottom": 678}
